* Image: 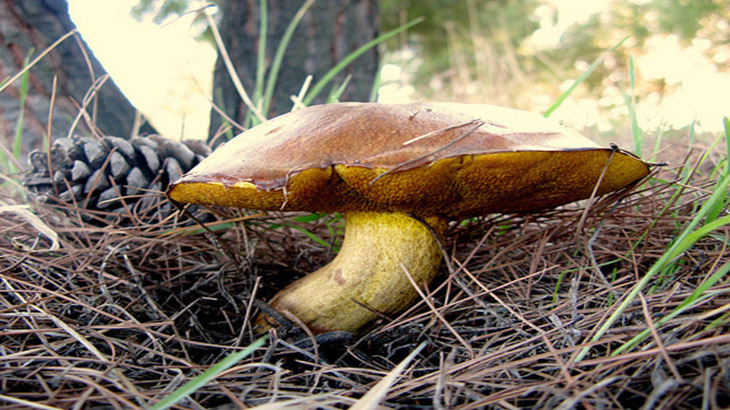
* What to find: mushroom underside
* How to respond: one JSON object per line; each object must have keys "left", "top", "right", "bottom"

{"left": 169, "top": 148, "right": 648, "bottom": 217}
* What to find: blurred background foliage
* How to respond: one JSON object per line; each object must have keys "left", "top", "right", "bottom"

{"left": 378, "top": 0, "right": 729, "bottom": 136}
{"left": 95, "top": 0, "right": 730, "bottom": 142}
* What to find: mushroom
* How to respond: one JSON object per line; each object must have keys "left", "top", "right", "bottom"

{"left": 167, "top": 102, "right": 649, "bottom": 335}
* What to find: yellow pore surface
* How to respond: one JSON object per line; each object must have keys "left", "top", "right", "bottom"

{"left": 167, "top": 149, "right": 649, "bottom": 218}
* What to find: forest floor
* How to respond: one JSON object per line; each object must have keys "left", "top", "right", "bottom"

{"left": 1, "top": 132, "right": 729, "bottom": 409}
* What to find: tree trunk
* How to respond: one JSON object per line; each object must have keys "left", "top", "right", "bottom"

{"left": 0, "top": 0, "right": 154, "bottom": 156}
{"left": 208, "top": 0, "right": 379, "bottom": 144}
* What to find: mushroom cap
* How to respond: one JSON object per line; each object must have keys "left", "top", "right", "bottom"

{"left": 168, "top": 102, "right": 650, "bottom": 218}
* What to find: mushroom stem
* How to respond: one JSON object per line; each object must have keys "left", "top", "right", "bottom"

{"left": 256, "top": 211, "right": 446, "bottom": 334}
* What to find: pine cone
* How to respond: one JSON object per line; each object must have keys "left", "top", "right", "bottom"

{"left": 24, "top": 135, "right": 211, "bottom": 223}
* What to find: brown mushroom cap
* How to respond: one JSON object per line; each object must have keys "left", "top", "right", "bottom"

{"left": 168, "top": 102, "right": 649, "bottom": 217}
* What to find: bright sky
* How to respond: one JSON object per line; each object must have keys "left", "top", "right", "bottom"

{"left": 67, "top": 0, "right": 215, "bottom": 140}
{"left": 67, "top": 0, "right": 729, "bottom": 139}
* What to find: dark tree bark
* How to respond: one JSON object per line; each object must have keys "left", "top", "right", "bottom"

{"left": 0, "top": 0, "right": 154, "bottom": 155}
{"left": 209, "top": 0, "right": 379, "bottom": 143}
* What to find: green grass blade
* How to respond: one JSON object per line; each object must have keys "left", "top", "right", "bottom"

{"left": 703, "top": 308, "right": 730, "bottom": 332}
{"left": 575, "top": 168, "right": 730, "bottom": 362}
{"left": 704, "top": 118, "right": 730, "bottom": 223}
{"left": 369, "top": 58, "right": 385, "bottom": 102}
{"left": 0, "top": 135, "right": 11, "bottom": 174}
{"left": 291, "top": 213, "right": 322, "bottom": 223}
{"left": 327, "top": 74, "right": 352, "bottom": 103}
{"left": 0, "top": 77, "right": 12, "bottom": 173}
{"left": 264, "top": 222, "right": 335, "bottom": 250}
{"left": 302, "top": 17, "right": 424, "bottom": 106}
{"left": 13, "top": 56, "right": 31, "bottom": 160}
{"left": 543, "top": 36, "right": 628, "bottom": 118}
{"left": 243, "top": 0, "right": 269, "bottom": 128}
{"left": 626, "top": 55, "right": 642, "bottom": 155}
{"left": 289, "top": 224, "right": 332, "bottom": 248}
{"left": 613, "top": 259, "right": 730, "bottom": 356}
{"left": 253, "top": 0, "right": 268, "bottom": 105}
{"left": 261, "top": 0, "right": 315, "bottom": 118}
{"left": 148, "top": 335, "right": 267, "bottom": 410}
{"left": 649, "top": 123, "right": 665, "bottom": 162}
{"left": 682, "top": 120, "right": 698, "bottom": 180}
{"left": 1, "top": 54, "right": 33, "bottom": 174}
{"left": 724, "top": 117, "right": 730, "bottom": 176}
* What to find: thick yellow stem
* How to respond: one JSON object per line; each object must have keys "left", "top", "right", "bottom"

{"left": 256, "top": 211, "right": 446, "bottom": 334}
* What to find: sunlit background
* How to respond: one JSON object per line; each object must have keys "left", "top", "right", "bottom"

{"left": 67, "top": 0, "right": 215, "bottom": 141}
{"left": 67, "top": 0, "right": 730, "bottom": 144}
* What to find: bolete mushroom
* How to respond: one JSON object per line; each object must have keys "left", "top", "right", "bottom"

{"left": 167, "top": 102, "right": 649, "bottom": 335}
